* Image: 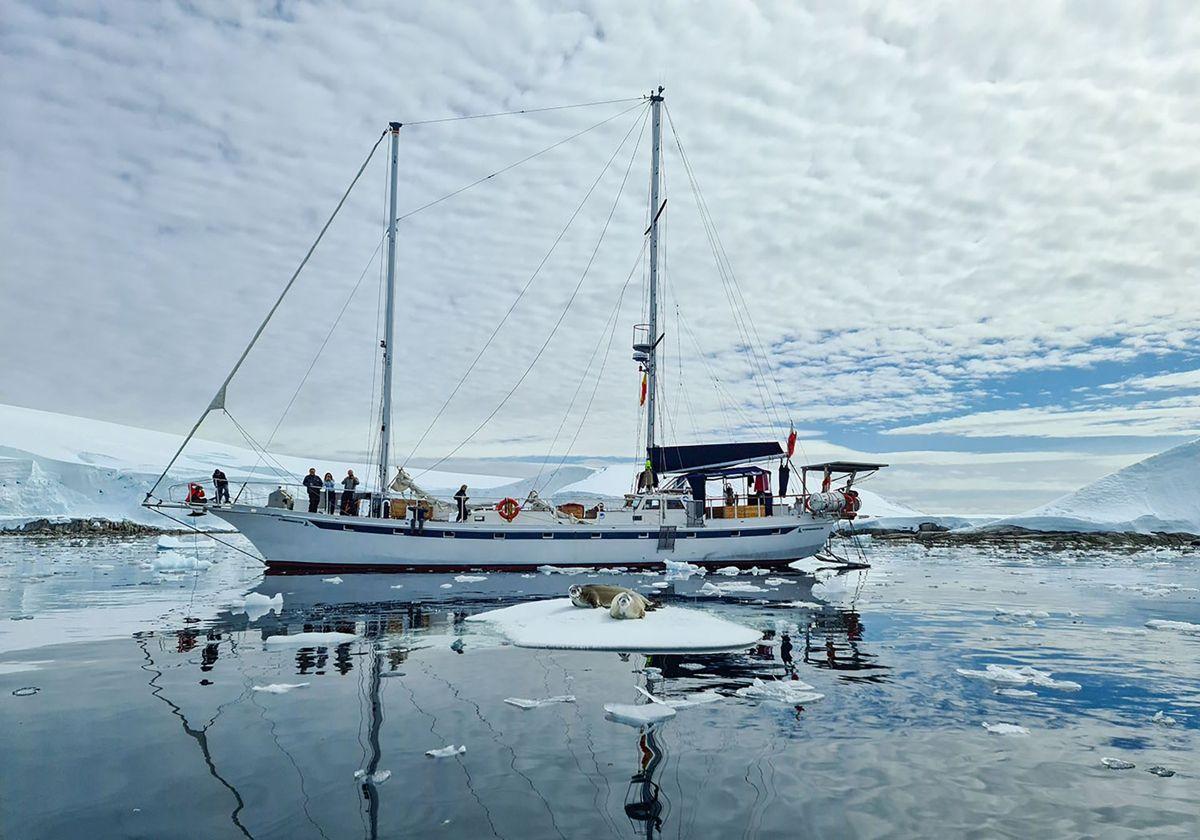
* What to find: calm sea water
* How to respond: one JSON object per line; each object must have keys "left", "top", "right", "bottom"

{"left": 1, "top": 535, "right": 1197, "bottom": 839}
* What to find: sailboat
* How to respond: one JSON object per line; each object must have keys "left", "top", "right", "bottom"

{"left": 143, "top": 89, "right": 883, "bottom": 572}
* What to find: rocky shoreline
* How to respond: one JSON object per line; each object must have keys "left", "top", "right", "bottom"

{"left": 0, "top": 518, "right": 191, "bottom": 537}
{"left": 848, "top": 525, "right": 1200, "bottom": 552}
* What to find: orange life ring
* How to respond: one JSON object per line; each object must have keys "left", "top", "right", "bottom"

{"left": 496, "top": 497, "right": 521, "bottom": 522}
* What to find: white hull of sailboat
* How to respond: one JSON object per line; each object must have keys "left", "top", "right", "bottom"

{"left": 209, "top": 505, "right": 834, "bottom": 572}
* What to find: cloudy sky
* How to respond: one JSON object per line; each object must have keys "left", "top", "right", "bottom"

{"left": 2, "top": 1, "right": 1197, "bottom": 512}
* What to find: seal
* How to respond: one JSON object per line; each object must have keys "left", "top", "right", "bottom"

{"left": 569, "top": 584, "right": 656, "bottom": 612}
{"left": 609, "top": 590, "right": 647, "bottom": 620}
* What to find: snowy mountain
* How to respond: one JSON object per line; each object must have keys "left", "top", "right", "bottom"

{"left": 0, "top": 404, "right": 520, "bottom": 528}
{"left": 989, "top": 438, "right": 1200, "bottom": 534}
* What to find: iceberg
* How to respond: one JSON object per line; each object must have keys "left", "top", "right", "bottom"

{"left": 467, "top": 598, "right": 760, "bottom": 653}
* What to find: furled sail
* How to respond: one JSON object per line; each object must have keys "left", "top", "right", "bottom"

{"left": 649, "top": 442, "right": 784, "bottom": 474}
{"left": 389, "top": 468, "right": 451, "bottom": 515}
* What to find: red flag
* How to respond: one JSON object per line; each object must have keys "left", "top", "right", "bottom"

{"left": 639, "top": 374, "right": 647, "bottom": 406}
{"left": 786, "top": 428, "right": 797, "bottom": 458}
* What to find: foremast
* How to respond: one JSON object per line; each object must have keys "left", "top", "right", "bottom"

{"left": 378, "top": 122, "right": 402, "bottom": 500}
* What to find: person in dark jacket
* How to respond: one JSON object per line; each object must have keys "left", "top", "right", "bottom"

{"left": 303, "top": 468, "right": 323, "bottom": 513}
{"left": 454, "top": 484, "right": 469, "bottom": 522}
{"left": 341, "top": 470, "right": 360, "bottom": 516}
{"left": 211, "top": 469, "right": 231, "bottom": 504}
{"left": 323, "top": 472, "right": 337, "bottom": 514}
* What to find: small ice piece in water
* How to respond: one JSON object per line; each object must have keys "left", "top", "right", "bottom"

{"left": 370, "top": 770, "right": 391, "bottom": 784}
{"left": 353, "top": 769, "right": 367, "bottom": 780}
{"left": 503, "top": 695, "right": 576, "bottom": 709}
{"left": 157, "top": 535, "right": 215, "bottom": 551}
{"left": 1150, "top": 710, "right": 1176, "bottom": 726}
{"left": 1146, "top": 766, "right": 1175, "bottom": 778}
{"left": 94, "top": 564, "right": 115, "bottom": 570}
{"left": 390, "top": 584, "right": 404, "bottom": 589}
{"left": 663, "top": 559, "right": 705, "bottom": 579}
{"left": 641, "top": 667, "right": 662, "bottom": 678}
{"left": 995, "top": 688, "right": 1037, "bottom": 698}
{"left": 715, "top": 566, "right": 740, "bottom": 576}
{"left": 734, "top": 678, "right": 824, "bottom": 704}
{"left": 993, "top": 608, "right": 1050, "bottom": 623}
{"left": 322, "top": 576, "right": 343, "bottom": 585}
{"left": 238, "top": 592, "right": 283, "bottom": 620}
{"left": 454, "top": 575, "right": 487, "bottom": 583}
{"left": 1145, "top": 619, "right": 1200, "bottom": 636}
{"left": 982, "top": 722, "right": 1029, "bottom": 736}
{"left": 698, "top": 581, "right": 766, "bottom": 596}
{"left": 537, "top": 565, "right": 593, "bottom": 575}
{"left": 604, "top": 702, "right": 677, "bottom": 727}
{"left": 263, "top": 631, "right": 357, "bottom": 647}
{"left": 779, "top": 601, "right": 823, "bottom": 609}
{"left": 439, "top": 583, "right": 453, "bottom": 589}
{"left": 11, "top": 686, "right": 39, "bottom": 697}
{"left": 148, "top": 551, "right": 212, "bottom": 572}
{"left": 680, "top": 663, "right": 706, "bottom": 671}
{"left": 650, "top": 581, "right": 669, "bottom": 589}
{"left": 426, "top": 745, "right": 467, "bottom": 758}
{"left": 252, "top": 683, "right": 309, "bottom": 694}
{"left": 763, "top": 577, "right": 796, "bottom": 586}
{"left": 1101, "top": 757, "right": 1135, "bottom": 770}
{"left": 635, "top": 685, "right": 722, "bottom": 708}
{"left": 955, "top": 664, "right": 1081, "bottom": 692}
{"left": 746, "top": 567, "right": 770, "bottom": 576}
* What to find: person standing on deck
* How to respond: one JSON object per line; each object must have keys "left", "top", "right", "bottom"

{"left": 323, "top": 472, "right": 337, "bottom": 514}
{"left": 341, "top": 470, "right": 360, "bottom": 516}
{"left": 303, "top": 468, "right": 323, "bottom": 513}
{"left": 454, "top": 484, "right": 469, "bottom": 522}
{"left": 211, "top": 469, "right": 231, "bottom": 504}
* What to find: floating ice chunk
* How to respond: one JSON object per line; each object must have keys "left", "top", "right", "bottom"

{"left": 147, "top": 551, "right": 211, "bottom": 572}
{"left": 697, "top": 581, "right": 766, "bottom": 596}
{"left": 746, "top": 567, "right": 770, "bottom": 576}
{"left": 453, "top": 575, "right": 487, "bottom": 583}
{"left": 439, "top": 583, "right": 453, "bottom": 589}
{"left": 714, "top": 566, "right": 740, "bottom": 576}
{"left": 354, "top": 769, "right": 393, "bottom": 782}
{"left": 635, "top": 685, "right": 722, "bottom": 708}
{"left": 1101, "top": 628, "right": 1149, "bottom": 636}
{"left": 426, "top": 745, "right": 466, "bottom": 758}
{"left": 982, "top": 722, "right": 1029, "bottom": 736}
{"left": 238, "top": 592, "right": 283, "bottom": 620}
{"left": 1151, "top": 710, "right": 1177, "bottom": 726}
{"left": 537, "top": 565, "right": 593, "bottom": 575}
{"left": 1101, "top": 757, "right": 1135, "bottom": 770}
{"left": 322, "top": 576, "right": 343, "bottom": 584}
{"left": 993, "top": 608, "right": 1050, "bottom": 623}
{"left": 467, "top": 598, "right": 759, "bottom": 653}
{"left": 94, "top": 564, "right": 115, "bottom": 570}
{"left": 390, "top": 584, "right": 404, "bottom": 589}
{"left": 252, "top": 683, "right": 309, "bottom": 694}
{"left": 763, "top": 577, "right": 796, "bottom": 586}
{"left": 663, "top": 559, "right": 705, "bottom": 579}
{"left": 11, "top": 687, "right": 39, "bottom": 697}
{"left": 263, "top": 632, "right": 357, "bottom": 647}
{"left": 604, "top": 702, "right": 676, "bottom": 727}
{"left": 955, "top": 664, "right": 1081, "bottom": 692}
{"left": 1146, "top": 766, "right": 1175, "bottom": 777}
{"left": 779, "top": 601, "right": 823, "bottom": 609}
{"left": 503, "top": 695, "right": 576, "bottom": 709}
{"left": 157, "top": 535, "right": 215, "bottom": 551}
{"left": 1145, "top": 619, "right": 1200, "bottom": 636}
{"left": 649, "top": 581, "right": 670, "bottom": 589}
{"left": 995, "top": 688, "right": 1037, "bottom": 698}
{"left": 735, "top": 678, "right": 824, "bottom": 704}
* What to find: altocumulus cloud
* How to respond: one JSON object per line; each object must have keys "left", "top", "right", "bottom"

{"left": 1, "top": 0, "right": 1197, "bottom": 512}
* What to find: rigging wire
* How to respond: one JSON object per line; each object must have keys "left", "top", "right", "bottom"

{"left": 146, "top": 128, "right": 389, "bottom": 501}
{"left": 403, "top": 96, "right": 646, "bottom": 127}
{"left": 399, "top": 102, "right": 651, "bottom": 473}
{"left": 413, "top": 102, "right": 651, "bottom": 481}
{"left": 394, "top": 101, "right": 646, "bottom": 225}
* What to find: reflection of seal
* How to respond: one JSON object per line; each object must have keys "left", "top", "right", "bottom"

{"left": 610, "top": 591, "right": 647, "bottom": 620}
{"left": 569, "top": 584, "right": 656, "bottom": 612}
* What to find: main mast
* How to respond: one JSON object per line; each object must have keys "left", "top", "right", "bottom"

{"left": 379, "top": 122, "right": 401, "bottom": 500}
{"left": 645, "top": 88, "right": 664, "bottom": 457}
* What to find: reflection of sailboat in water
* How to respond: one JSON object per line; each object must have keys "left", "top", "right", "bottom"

{"left": 802, "top": 604, "right": 889, "bottom": 682}
{"left": 625, "top": 727, "right": 668, "bottom": 838}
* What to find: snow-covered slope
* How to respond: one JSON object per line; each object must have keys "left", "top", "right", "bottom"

{"left": 0, "top": 404, "right": 519, "bottom": 528}
{"left": 989, "top": 438, "right": 1200, "bottom": 534}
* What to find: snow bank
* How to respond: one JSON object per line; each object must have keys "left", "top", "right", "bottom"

{"left": 467, "top": 598, "right": 761, "bottom": 653}
{"left": 989, "top": 438, "right": 1200, "bottom": 534}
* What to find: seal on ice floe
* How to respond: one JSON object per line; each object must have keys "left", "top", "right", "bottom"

{"left": 609, "top": 590, "right": 647, "bottom": 620}
{"left": 568, "top": 584, "right": 655, "bottom": 612}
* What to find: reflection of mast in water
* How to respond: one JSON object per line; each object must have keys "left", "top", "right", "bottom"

{"left": 624, "top": 726, "right": 668, "bottom": 839}
{"left": 359, "top": 616, "right": 387, "bottom": 840}
{"left": 135, "top": 634, "right": 254, "bottom": 840}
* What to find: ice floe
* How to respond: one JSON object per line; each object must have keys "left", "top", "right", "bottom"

{"left": 982, "top": 722, "right": 1029, "bottom": 736}
{"left": 1145, "top": 619, "right": 1200, "bottom": 636}
{"left": 236, "top": 592, "right": 283, "bottom": 620}
{"left": 262, "top": 632, "right": 357, "bottom": 647}
{"left": 714, "top": 566, "right": 741, "bottom": 576}
{"left": 453, "top": 575, "right": 487, "bottom": 583}
{"left": 956, "top": 664, "right": 1081, "bottom": 691}
{"left": 696, "top": 581, "right": 766, "bottom": 596}
{"left": 763, "top": 577, "right": 796, "bottom": 586}
{"left": 1146, "top": 766, "right": 1175, "bottom": 777}
{"left": 467, "top": 598, "right": 760, "bottom": 653}
{"left": 604, "top": 702, "right": 676, "bottom": 727}
{"left": 537, "top": 565, "right": 592, "bottom": 575}
{"left": 993, "top": 608, "right": 1050, "bottom": 622}
{"left": 156, "top": 535, "right": 215, "bottom": 551}
{"left": 1101, "top": 757, "right": 1135, "bottom": 770}
{"left": 503, "top": 695, "right": 576, "bottom": 709}
{"left": 146, "top": 551, "right": 211, "bottom": 572}
{"left": 354, "top": 769, "right": 393, "bottom": 782}
{"left": 425, "top": 745, "right": 466, "bottom": 758}
{"left": 734, "top": 678, "right": 824, "bottom": 704}
{"left": 1150, "top": 710, "right": 1177, "bottom": 726}
{"left": 635, "top": 685, "right": 722, "bottom": 708}
{"left": 322, "top": 576, "right": 343, "bottom": 585}
{"left": 252, "top": 683, "right": 309, "bottom": 694}
{"left": 663, "top": 559, "right": 705, "bottom": 579}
